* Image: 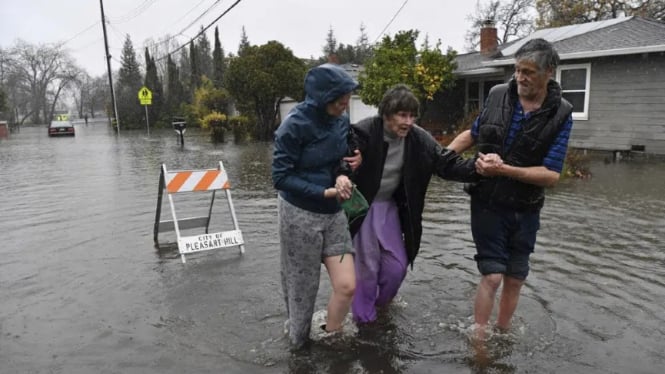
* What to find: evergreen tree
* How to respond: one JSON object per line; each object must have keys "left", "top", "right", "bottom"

{"left": 329, "top": 43, "right": 350, "bottom": 64}
{"left": 212, "top": 26, "right": 226, "bottom": 88}
{"left": 196, "top": 27, "right": 213, "bottom": 80}
{"left": 238, "top": 26, "right": 250, "bottom": 56}
{"left": 165, "top": 54, "right": 185, "bottom": 119}
{"left": 355, "top": 23, "right": 373, "bottom": 64}
{"left": 116, "top": 35, "right": 143, "bottom": 129}
{"left": 144, "top": 48, "right": 164, "bottom": 125}
{"left": 225, "top": 41, "right": 306, "bottom": 140}
{"left": 323, "top": 26, "right": 337, "bottom": 58}
{"left": 189, "top": 41, "right": 200, "bottom": 96}
{"left": 317, "top": 24, "right": 374, "bottom": 65}
{"left": 178, "top": 48, "right": 191, "bottom": 98}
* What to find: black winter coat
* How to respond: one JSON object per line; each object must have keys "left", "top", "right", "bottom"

{"left": 351, "top": 116, "right": 478, "bottom": 266}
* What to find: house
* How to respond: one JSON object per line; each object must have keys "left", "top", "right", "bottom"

{"left": 451, "top": 16, "right": 665, "bottom": 155}
{"left": 278, "top": 63, "right": 378, "bottom": 125}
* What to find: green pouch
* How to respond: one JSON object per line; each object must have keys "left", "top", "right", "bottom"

{"left": 341, "top": 185, "right": 369, "bottom": 224}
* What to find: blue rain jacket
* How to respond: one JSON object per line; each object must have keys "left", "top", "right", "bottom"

{"left": 272, "top": 64, "right": 359, "bottom": 213}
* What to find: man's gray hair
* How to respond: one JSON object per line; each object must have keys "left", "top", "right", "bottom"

{"left": 514, "top": 38, "right": 560, "bottom": 72}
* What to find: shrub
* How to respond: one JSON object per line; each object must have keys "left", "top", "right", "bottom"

{"left": 201, "top": 111, "right": 228, "bottom": 142}
{"left": 227, "top": 115, "right": 251, "bottom": 142}
{"left": 562, "top": 149, "right": 592, "bottom": 179}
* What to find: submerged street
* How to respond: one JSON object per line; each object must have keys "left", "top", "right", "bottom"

{"left": 1, "top": 123, "right": 664, "bottom": 373}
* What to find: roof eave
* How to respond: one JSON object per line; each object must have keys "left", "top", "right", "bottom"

{"left": 454, "top": 67, "right": 505, "bottom": 77}
{"left": 481, "top": 44, "right": 665, "bottom": 67}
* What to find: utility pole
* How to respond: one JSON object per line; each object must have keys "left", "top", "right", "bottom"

{"left": 99, "top": 0, "right": 120, "bottom": 134}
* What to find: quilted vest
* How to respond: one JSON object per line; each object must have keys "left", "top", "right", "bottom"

{"left": 468, "top": 79, "right": 573, "bottom": 211}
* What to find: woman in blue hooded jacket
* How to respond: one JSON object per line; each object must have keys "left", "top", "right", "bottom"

{"left": 272, "top": 63, "right": 360, "bottom": 349}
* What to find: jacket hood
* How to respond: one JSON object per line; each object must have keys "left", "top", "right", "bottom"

{"left": 304, "top": 64, "right": 359, "bottom": 109}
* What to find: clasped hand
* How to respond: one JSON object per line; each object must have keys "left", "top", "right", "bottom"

{"left": 334, "top": 175, "right": 353, "bottom": 201}
{"left": 475, "top": 152, "right": 504, "bottom": 176}
{"left": 343, "top": 149, "right": 362, "bottom": 171}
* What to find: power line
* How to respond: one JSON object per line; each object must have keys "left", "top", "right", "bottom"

{"left": 107, "top": 22, "right": 128, "bottom": 45}
{"left": 177, "top": 0, "right": 226, "bottom": 37}
{"left": 373, "top": 0, "right": 411, "bottom": 43}
{"left": 54, "top": 21, "right": 100, "bottom": 48}
{"left": 108, "top": 0, "right": 160, "bottom": 23}
{"left": 69, "top": 37, "right": 105, "bottom": 52}
{"left": 155, "top": 0, "right": 242, "bottom": 62}
{"left": 147, "top": 0, "right": 222, "bottom": 50}
{"left": 158, "top": 0, "right": 209, "bottom": 34}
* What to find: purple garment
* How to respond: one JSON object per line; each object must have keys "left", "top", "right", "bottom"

{"left": 351, "top": 200, "right": 408, "bottom": 323}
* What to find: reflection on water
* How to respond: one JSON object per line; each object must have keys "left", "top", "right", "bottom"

{"left": 1, "top": 125, "right": 664, "bottom": 373}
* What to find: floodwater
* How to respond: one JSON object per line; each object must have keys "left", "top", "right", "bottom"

{"left": 1, "top": 122, "right": 664, "bottom": 373}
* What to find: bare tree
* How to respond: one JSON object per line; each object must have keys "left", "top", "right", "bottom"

{"left": 1, "top": 45, "right": 35, "bottom": 124}
{"left": 70, "top": 73, "right": 91, "bottom": 118}
{"left": 45, "top": 59, "right": 80, "bottom": 123}
{"left": 4, "top": 40, "right": 81, "bottom": 124}
{"left": 465, "top": 0, "right": 536, "bottom": 52}
{"left": 537, "top": 0, "right": 665, "bottom": 27}
{"left": 627, "top": 0, "right": 665, "bottom": 20}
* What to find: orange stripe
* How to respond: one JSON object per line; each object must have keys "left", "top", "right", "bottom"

{"left": 167, "top": 171, "right": 192, "bottom": 193}
{"left": 222, "top": 180, "right": 231, "bottom": 189}
{"left": 193, "top": 170, "right": 220, "bottom": 191}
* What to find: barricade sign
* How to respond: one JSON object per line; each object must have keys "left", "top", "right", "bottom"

{"left": 154, "top": 161, "right": 244, "bottom": 263}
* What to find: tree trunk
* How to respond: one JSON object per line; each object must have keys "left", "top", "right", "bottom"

{"left": 48, "top": 82, "right": 67, "bottom": 123}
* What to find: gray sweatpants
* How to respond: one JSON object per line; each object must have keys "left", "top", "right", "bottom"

{"left": 277, "top": 196, "right": 353, "bottom": 348}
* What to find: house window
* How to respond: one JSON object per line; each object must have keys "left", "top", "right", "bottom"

{"left": 467, "top": 81, "right": 480, "bottom": 112}
{"left": 557, "top": 63, "right": 590, "bottom": 120}
{"left": 466, "top": 79, "right": 504, "bottom": 114}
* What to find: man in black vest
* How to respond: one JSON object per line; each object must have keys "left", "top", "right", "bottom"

{"left": 448, "top": 38, "right": 573, "bottom": 339}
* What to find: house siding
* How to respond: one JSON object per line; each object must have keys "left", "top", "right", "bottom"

{"left": 571, "top": 53, "right": 665, "bottom": 154}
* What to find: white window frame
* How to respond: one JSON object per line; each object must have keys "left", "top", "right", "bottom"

{"left": 556, "top": 63, "right": 591, "bottom": 121}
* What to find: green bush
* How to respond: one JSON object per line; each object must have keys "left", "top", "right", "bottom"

{"left": 201, "top": 111, "right": 228, "bottom": 142}
{"left": 227, "top": 115, "right": 251, "bottom": 142}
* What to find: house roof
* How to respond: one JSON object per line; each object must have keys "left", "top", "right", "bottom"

{"left": 455, "top": 16, "right": 665, "bottom": 74}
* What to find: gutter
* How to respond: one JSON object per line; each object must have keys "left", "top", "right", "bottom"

{"left": 480, "top": 44, "right": 665, "bottom": 67}
{"left": 454, "top": 67, "right": 504, "bottom": 77}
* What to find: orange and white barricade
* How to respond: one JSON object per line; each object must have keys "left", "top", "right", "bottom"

{"left": 154, "top": 161, "right": 244, "bottom": 263}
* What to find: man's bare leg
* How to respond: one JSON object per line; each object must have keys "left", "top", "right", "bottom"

{"left": 474, "top": 273, "right": 503, "bottom": 333}
{"left": 496, "top": 276, "right": 524, "bottom": 331}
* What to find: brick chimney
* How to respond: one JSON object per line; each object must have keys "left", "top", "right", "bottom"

{"left": 480, "top": 19, "right": 498, "bottom": 56}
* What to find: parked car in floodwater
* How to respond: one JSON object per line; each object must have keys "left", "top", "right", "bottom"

{"left": 48, "top": 120, "right": 75, "bottom": 137}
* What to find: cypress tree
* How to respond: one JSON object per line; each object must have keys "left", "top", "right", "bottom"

{"left": 165, "top": 54, "right": 185, "bottom": 119}
{"left": 116, "top": 35, "right": 143, "bottom": 128}
{"left": 196, "top": 27, "right": 213, "bottom": 80}
{"left": 189, "top": 41, "right": 200, "bottom": 95}
{"left": 212, "top": 26, "right": 226, "bottom": 89}
{"left": 144, "top": 48, "right": 164, "bottom": 125}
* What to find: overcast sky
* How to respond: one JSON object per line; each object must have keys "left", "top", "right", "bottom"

{"left": 1, "top": 0, "right": 480, "bottom": 77}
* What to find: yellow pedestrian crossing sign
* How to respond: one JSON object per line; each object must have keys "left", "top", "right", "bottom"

{"left": 138, "top": 86, "right": 153, "bottom": 105}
